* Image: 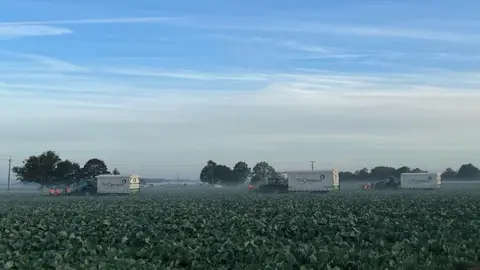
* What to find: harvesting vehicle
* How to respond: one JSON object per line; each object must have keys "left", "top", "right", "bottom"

{"left": 48, "top": 181, "right": 90, "bottom": 196}
{"left": 256, "top": 176, "right": 289, "bottom": 194}
{"left": 254, "top": 170, "right": 340, "bottom": 193}
{"left": 48, "top": 174, "right": 141, "bottom": 196}
{"left": 361, "top": 176, "right": 400, "bottom": 190}
{"left": 361, "top": 173, "right": 442, "bottom": 190}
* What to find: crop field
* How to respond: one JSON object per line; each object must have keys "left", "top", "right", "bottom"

{"left": 1, "top": 189, "right": 480, "bottom": 269}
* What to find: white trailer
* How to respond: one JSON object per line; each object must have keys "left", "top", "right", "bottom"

{"left": 400, "top": 173, "right": 441, "bottom": 189}
{"left": 96, "top": 174, "right": 141, "bottom": 194}
{"left": 283, "top": 170, "right": 340, "bottom": 192}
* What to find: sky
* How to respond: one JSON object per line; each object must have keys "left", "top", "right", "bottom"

{"left": 1, "top": 0, "right": 480, "bottom": 180}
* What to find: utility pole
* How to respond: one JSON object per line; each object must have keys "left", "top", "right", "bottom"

{"left": 7, "top": 156, "right": 11, "bottom": 192}
{"left": 309, "top": 161, "right": 315, "bottom": 171}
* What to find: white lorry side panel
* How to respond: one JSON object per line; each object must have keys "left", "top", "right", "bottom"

{"left": 285, "top": 170, "right": 339, "bottom": 192}
{"left": 400, "top": 173, "right": 441, "bottom": 189}
{"left": 96, "top": 174, "right": 141, "bottom": 194}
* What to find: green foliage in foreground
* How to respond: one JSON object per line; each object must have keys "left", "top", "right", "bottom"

{"left": 1, "top": 192, "right": 480, "bottom": 269}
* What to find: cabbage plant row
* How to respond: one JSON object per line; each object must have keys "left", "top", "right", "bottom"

{"left": 0, "top": 192, "right": 479, "bottom": 269}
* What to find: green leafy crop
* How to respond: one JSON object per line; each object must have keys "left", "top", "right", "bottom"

{"left": 0, "top": 192, "right": 479, "bottom": 269}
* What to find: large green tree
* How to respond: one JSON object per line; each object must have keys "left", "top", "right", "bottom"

{"left": 232, "top": 161, "right": 252, "bottom": 184}
{"left": 354, "top": 168, "right": 369, "bottom": 180}
{"left": 456, "top": 164, "right": 479, "bottom": 179}
{"left": 82, "top": 158, "right": 110, "bottom": 179}
{"left": 214, "top": 164, "right": 235, "bottom": 185}
{"left": 369, "top": 166, "right": 397, "bottom": 180}
{"left": 11, "top": 150, "right": 80, "bottom": 187}
{"left": 251, "top": 161, "right": 277, "bottom": 185}
{"left": 199, "top": 160, "right": 217, "bottom": 184}
{"left": 54, "top": 160, "right": 81, "bottom": 183}
{"left": 199, "top": 160, "right": 238, "bottom": 185}
{"left": 441, "top": 167, "right": 457, "bottom": 179}
{"left": 395, "top": 166, "right": 412, "bottom": 177}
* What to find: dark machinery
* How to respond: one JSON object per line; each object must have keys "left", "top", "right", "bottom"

{"left": 362, "top": 176, "right": 401, "bottom": 190}
{"left": 257, "top": 176, "right": 289, "bottom": 194}
{"left": 48, "top": 179, "right": 98, "bottom": 196}
{"left": 73, "top": 179, "right": 97, "bottom": 195}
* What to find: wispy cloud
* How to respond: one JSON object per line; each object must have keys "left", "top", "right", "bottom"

{"left": 0, "top": 16, "right": 183, "bottom": 39}
{"left": 279, "top": 40, "right": 329, "bottom": 53}
{"left": 208, "top": 34, "right": 271, "bottom": 45}
{"left": 209, "top": 34, "right": 363, "bottom": 60}
{"left": 1, "top": 15, "right": 473, "bottom": 43}
{"left": 0, "top": 25, "right": 71, "bottom": 39}
{"left": 0, "top": 17, "right": 184, "bottom": 26}
{"left": 277, "top": 40, "right": 379, "bottom": 60}
{"left": 430, "top": 53, "right": 480, "bottom": 61}
{"left": 104, "top": 68, "right": 270, "bottom": 81}
{"left": 191, "top": 18, "right": 480, "bottom": 42}
{"left": 0, "top": 51, "right": 85, "bottom": 72}
{"left": 328, "top": 25, "right": 474, "bottom": 42}
{"left": 100, "top": 67, "right": 480, "bottom": 92}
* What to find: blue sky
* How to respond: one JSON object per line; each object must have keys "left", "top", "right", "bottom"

{"left": 1, "top": 0, "right": 480, "bottom": 179}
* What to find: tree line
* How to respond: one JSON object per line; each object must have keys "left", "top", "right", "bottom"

{"left": 11, "top": 150, "right": 480, "bottom": 187}
{"left": 199, "top": 161, "right": 480, "bottom": 185}
{"left": 199, "top": 160, "right": 277, "bottom": 186}
{"left": 11, "top": 150, "right": 122, "bottom": 187}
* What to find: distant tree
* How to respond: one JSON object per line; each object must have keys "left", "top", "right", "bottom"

{"left": 200, "top": 160, "right": 217, "bottom": 184}
{"left": 232, "top": 161, "right": 252, "bottom": 184}
{"left": 112, "top": 168, "right": 120, "bottom": 175}
{"left": 370, "top": 166, "right": 397, "bottom": 179}
{"left": 441, "top": 167, "right": 457, "bottom": 180}
{"left": 214, "top": 164, "right": 235, "bottom": 185}
{"left": 411, "top": 168, "right": 427, "bottom": 173}
{"left": 11, "top": 150, "right": 74, "bottom": 187}
{"left": 456, "top": 164, "right": 479, "bottom": 180}
{"left": 353, "top": 168, "right": 369, "bottom": 180}
{"left": 198, "top": 161, "right": 236, "bottom": 185}
{"left": 339, "top": 171, "right": 355, "bottom": 180}
{"left": 395, "top": 166, "right": 411, "bottom": 177}
{"left": 251, "top": 161, "right": 276, "bottom": 185}
{"left": 82, "top": 158, "right": 110, "bottom": 179}
{"left": 54, "top": 160, "right": 81, "bottom": 183}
